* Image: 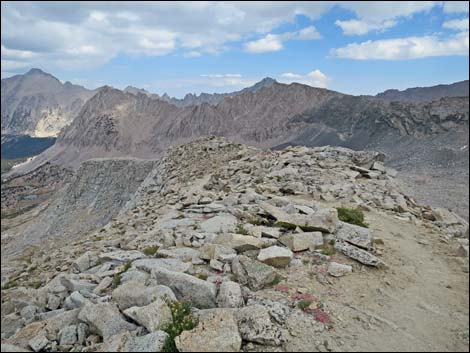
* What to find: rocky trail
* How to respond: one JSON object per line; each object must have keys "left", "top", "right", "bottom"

{"left": 1, "top": 137, "right": 468, "bottom": 352}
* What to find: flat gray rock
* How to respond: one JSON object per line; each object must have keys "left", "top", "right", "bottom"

{"left": 334, "top": 241, "right": 383, "bottom": 267}
{"left": 217, "top": 281, "right": 244, "bottom": 308}
{"left": 232, "top": 255, "right": 277, "bottom": 290}
{"left": 112, "top": 281, "right": 176, "bottom": 310}
{"left": 132, "top": 258, "right": 191, "bottom": 273}
{"left": 335, "top": 221, "right": 373, "bottom": 249}
{"left": 176, "top": 309, "right": 242, "bottom": 352}
{"left": 257, "top": 246, "right": 293, "bottom": 268}
{"left": 200, "top": 213, "right": 238, "bottom": 233}
{"left": 151, "top": 268, "right": 217, "bottom": 309}
{"left": 77, "top": 303, "right": 137, "bottom": 339}
{"left": 123, "top": 298, "right": 173, "bottom": 332}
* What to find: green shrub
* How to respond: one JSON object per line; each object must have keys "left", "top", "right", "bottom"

{"left": 336, "top": 207, "right": 368, "bottom": 228}
{"left": 31, "top": 281, "right": 42, "bottom": 289}
{"left": 297, "top": 300, "right": 313, "bottom": 311}
{"left": 270, "top": 274, "right": 284, "bottom": 286}
{"left": 274, "top": 221, "right": 296, "bottom": 230}
{"left": 163, "top": 300, "right": 198, "bottom": 352}
{"left": 236, "top": 224, "right": 249, "bottom": 235}
{"left": 321, "top": 246, "right": 336, "bottom": 256}
{"left": 1, "top": 281, "right": 18, "bottom": 290}
{"left": 196, "top": 273, "right": 208, "bottom": 281}
{"left": 113, "top": 262, "right": 132, "bottom": 287}
{"left": 143, "top": 245, "right": 159, "bottom": 256}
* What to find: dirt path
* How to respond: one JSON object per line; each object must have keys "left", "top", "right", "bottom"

{"left": 258, "top": 206, "right": 469, "bottom": 352}
{"left": 330, "top": 210, "right": 469, "bottom": 352}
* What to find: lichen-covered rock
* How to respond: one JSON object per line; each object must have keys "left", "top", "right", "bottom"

{"left": 77, "top": 303, "right": 137, "bottom": 339}
{"left": 217, "top": 281, "right": 244, "bottom": 308}
{"left": 112, "top": 281, "right": 176, "bottom": 310}
{"left": 176, "top": 309, "right": 242, "bottom": 352}
{"left": 132, "top": 258, "right": 191, "bottom": 273}
{"left": 212, "top": 233, "right": 270, "bottom": 252}
{"left": 279, "top": 232, "right": 323, "bottom": 252}
{"left": 236, "top": 305, "right": 285, "bottom": 346}
{"left": 200, "top": 214, "right": 238, "bottom": 233}
{"left": 199, "top": 244, "right": 236, "bottom": 261}
{"left": 335, "top": 221, "right": 373, "bottom": 249}
{"left": 123, "top": 298, "right": 173, "bottom": 332}
{"left": 151, "top": 268, "right": 217, "bottom": 309}
{"left": 334, "top": 241, "right": 383, "bottom": 267}
{"left": 260, "top": 203, "right": 338, "bottom": 233}
{"left": 232, "top": 255, "right": 277, "bottom": 290}
{"left": 99, "top": 250, "right": 146, "bottom": 264}
{"left": 98, "top": 331, "right": 168, "bottom": 352}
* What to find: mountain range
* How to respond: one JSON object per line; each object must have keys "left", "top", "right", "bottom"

{"left": 1, "top": 69, "right": 468, "bottom": 177}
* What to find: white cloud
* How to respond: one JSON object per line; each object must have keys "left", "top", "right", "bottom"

{"left": 244, "top": 34, "right": 284, "bottom": 53}
{"left": 335, "top": 2, "right": 438, "bottom": 35}
{"left": 183, "top": 51, "right": 202, "bottom": 58}
{"left": 335, "top": 19, "right": 397, "bottom": 36}
{"left": 331, "top": 31, "right": 469, "bottom": 60}
{"left": 296, "top": 26, "right": 322, "bottom": 40}
{"left": 1, "top": 2, "right": 331, "bottom": 71}
{"left": 0, "top": 1, "right": 466, "bottom": 71}
{"left": 443, "top": 18, "right": 469, "bottom": 31}
{"left": 443, "top": 1, "right": 470, "bottom": 13}
{"left": 244, "top": 26, "right": 320, "bottom": 53}
{"left": 279, "top": 69, "right": 329, "bottom": 88}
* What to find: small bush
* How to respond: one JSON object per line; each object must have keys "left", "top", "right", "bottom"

{"left": 321, "top": 246, "right": 336, "bottom": 256}
{"left": 1, "top": 281, "right": 18, "bottom": 290}
{"left": 236, "top": 224, "right": 249, "bottom": 235}
{"left": 297, "top": 300, "right": 313, "bottom": 311}
{"left": 270, "top": 274, "right": 284, "bottom": 286}
{"left": 336, "top": 207, "right": 368, "bottom": 228}
{"left": 31, "top": 281, "right": 42, "bottom": 289}
{"left": 113, "top": 261, "right": 132, "bottom": 287}
{"left": 274, "top": 221, "right": 296, "bottom": 230}
{"left": 196, "top": 273, "right": 208, "bottom": 281}
{"left": 163, "top": 300, "right": 198, "bottom": 352}
{"left": 143, "top": 245, "right": 159, "bottom": 256}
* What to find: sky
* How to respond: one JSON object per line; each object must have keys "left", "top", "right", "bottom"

{"left": 1, "top": 1, "right": 469, "bottom": 98}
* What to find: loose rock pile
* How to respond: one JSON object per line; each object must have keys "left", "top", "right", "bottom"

{"left": 1, "top": 137, "right": 468, "bottom": 352}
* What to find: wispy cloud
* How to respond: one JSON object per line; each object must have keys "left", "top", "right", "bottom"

{"left": 244, "top": 26, "right": 321, "bottom": 53}
{"left": 443, "top": 18, "right": 469, "bottom": 31}
{"left": 331, "top": 31, "right": 469, "bottom": 60}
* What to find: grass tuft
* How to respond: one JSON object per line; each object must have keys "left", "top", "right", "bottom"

{"left": 236, "top": 223, "right": 249, "bottom": 235}
{"left": 143, "top": 245, "right": 160, "bottom": 256}
{"left": 336, "top": 207, "right": 368, "bottom": 228}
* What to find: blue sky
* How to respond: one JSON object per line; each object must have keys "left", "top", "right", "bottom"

{"left": 1, "top": 1, "right": 469, "bottom": 97}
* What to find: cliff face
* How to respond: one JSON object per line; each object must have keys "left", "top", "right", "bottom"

{"left": 2, "top": 158, "right": 155, "bottom": 255}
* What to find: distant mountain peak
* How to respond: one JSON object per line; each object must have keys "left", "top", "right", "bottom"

{"left": 26, "top": 68, "right": 47, "bottom": 75}
{"left": 258, "top": 77, "right": 277, "bottom": 84}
